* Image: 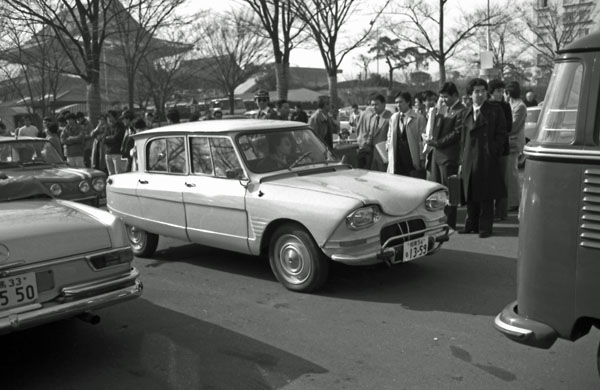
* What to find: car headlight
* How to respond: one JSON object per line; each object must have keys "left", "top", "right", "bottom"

{"left": 92, "top": 177, "right": 106, "bottom": 192}
{"left": 49, "top": 183, "right": 62, "bottom": 196}
{"left": 346, "top": 205, "right": 381, "bottom": 230}
{"left": 79, "top": 181, "right": 90, "bottom": 193}
{"left": 425, "top": 190, "right": 448, "bottom": 211}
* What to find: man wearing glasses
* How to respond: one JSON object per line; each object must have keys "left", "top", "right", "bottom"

{"left": 252, "top": 89, "right": 278, "bottom": 119}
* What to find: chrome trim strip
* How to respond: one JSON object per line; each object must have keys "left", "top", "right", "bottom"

{"left": 61, "top": 267, "right": 140, "bottom": 297}
{"left": 494, "top": 314, "right": 532, "bottom": 338}
{"left": 524, "top": 146, "right": 600, "bottom": 161}
{"left": 0, "top": 246, "right": 131, "bottom": 277}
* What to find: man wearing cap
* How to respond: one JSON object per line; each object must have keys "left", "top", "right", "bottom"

{"left": 252, "top": 90, "right": 278, "bottom": 119}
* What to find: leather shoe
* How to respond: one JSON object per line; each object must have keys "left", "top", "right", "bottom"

{"left": 478, "top": 231, "right": 492, "bottom": 238}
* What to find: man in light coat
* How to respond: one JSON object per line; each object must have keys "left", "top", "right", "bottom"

{"left": 387, "top": 91, "right": 427, "bottom": 177}
{"left": 356, "top": 94, "right": 392, "bottom": 171}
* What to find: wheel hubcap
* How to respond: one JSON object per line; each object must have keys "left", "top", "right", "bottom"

{"left": 127, "top": 226, "right": 144, "bottom": 250}
{"left": 275, "top": 234, "right": 311, "bottom": 285}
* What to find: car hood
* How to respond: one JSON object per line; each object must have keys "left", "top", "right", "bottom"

{"left": 0, "top": 199, "right": 112, "bottom": 265}
{"left": 4, "top": 166, "right": 99, "bottom": 182}
{"left": 265, "top": 169, "right": 444, "bottom": 216}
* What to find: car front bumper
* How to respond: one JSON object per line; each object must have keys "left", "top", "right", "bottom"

{"left": 0, "top": 267, "right": 142, "bottom": 335}
{"left": 324, "top": 224, "right": 450, "bottom": 266}
{"left": 494, "top": 301, "right": 558, "bottom": 349}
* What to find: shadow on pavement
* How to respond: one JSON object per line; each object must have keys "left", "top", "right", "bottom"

{"left": 1, "top": 299, "right": 326, "bottom": 390}
{"left": 318, "top": 248, "right": 517, "bottom": 316}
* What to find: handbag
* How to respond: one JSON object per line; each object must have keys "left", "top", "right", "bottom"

{"left": 448, "top": 174, "right": 462, "bottom": 206}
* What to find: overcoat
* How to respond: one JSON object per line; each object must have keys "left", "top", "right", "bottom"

{"left": 386, "top": 109, "right": 426, "bottom": 174}
{"left": 431, "top": 101, "right": 465, "bottom": 166}
{"left": 356, "top": 108, "right": 392, "bottom": 171}
{"left": 459, "top": 100, "right": 508, "bottom": 201}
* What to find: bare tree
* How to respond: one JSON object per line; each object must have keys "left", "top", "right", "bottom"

{"left": 242, "top": 0, "right": 306, "bottom": 100}
{"left": 355, "top": 54, "right": 371, "bottom": 81}
{"left": 0, "top": 10, "right": 69, "bottom": 117}
{"left": 108, "top": 0, "right": 190, "bottom": 110}
{"left": 512, "top": 0, "right": 596, "bottom": 74}
{"left": 293, "top": 0, "right": 390, "bottom": 106}
{"left": 386, "top": 0, "right": 497, "bottom": 85}
{"left": 1, "top": 0, "right": 128, "bottom": 125}
{"left": 368, "top": 36, "right": 428, "bottom": 90}
{"left": 192, "top": 10, "right": 270, "bottom": 114}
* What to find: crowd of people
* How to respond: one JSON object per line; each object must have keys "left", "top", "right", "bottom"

{"left": 0, "top": 108, "right": 182, "bottom": 174}
{"left": 248, "top": 80, "right": 529, "bottom": 239}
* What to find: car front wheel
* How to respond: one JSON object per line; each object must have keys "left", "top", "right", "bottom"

{"left": 126, "top": 225, "right": 159, "bottom": 257}
{"left": 269, "top": 223, "right": 329, "bottom": 293}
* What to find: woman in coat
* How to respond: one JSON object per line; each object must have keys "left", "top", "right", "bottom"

{"left": 387, "top": 91, "right": 427, "bottom": 177}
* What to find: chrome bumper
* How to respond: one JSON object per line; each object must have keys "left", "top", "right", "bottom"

{"left": 494, "top": 301, "right": 558, "bottom": 349}
{"left": 0, "top": 267, "right": 142, "bottom": 335}
{"left": 329, "top": 224, "right": 450, "bottom": 265}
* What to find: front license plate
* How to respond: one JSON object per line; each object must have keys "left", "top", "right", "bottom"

{"left": 402, "top": 236, "right": 429, "bottom": 262}
{"left": 0, "top": 273, "right": 38, "bottom": 310}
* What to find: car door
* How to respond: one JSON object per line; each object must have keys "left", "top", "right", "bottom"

{"left": 183, "top": 135, "right": 249, "bottom": 253}
{"left": 135, "top": 136, "right": 187, "bottom": 240}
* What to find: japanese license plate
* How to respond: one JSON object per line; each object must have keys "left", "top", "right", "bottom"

{"left": 0, "top": 273, "right": 38, "bottom": 310}
{"left": 402, "top": 236, "right": 429, "bottom": 262}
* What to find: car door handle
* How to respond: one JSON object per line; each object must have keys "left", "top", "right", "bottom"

{"left": 185, "top": 182, "right": 196, "bottom": 188}
{"left": 138, "top": 179, "right": 148, "bottom": 184}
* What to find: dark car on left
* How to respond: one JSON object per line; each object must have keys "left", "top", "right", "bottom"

{"left": 0, "top": 136, "right": 106, "bottom": 206}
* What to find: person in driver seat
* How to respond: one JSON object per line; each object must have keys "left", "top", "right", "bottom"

{"left": 257, "top": 133, "right": 295, "bottom": 172}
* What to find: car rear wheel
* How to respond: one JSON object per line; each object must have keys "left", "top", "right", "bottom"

{"left": 126, "top": 225, "right": 158, "bottom": 257}
{"left": 269, "top": 223, "right": 329, "bottom": 293}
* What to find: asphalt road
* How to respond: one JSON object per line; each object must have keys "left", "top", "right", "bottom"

{"left": 2, "top": 209, "right": 599, "bottom": 390}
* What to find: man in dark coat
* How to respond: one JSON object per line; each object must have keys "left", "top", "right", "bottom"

{"left": 458, "top": 78, "right": 508, "bottom": 238}
{"left": 426, "top": 82, "right": 465, "bottom": 229}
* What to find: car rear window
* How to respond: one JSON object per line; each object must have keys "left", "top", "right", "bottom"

{"left": 146, "top": 137, "right": 187, "bottom": 174}
{"left": 535, "top": 61, "right": 582, "bottom": 145}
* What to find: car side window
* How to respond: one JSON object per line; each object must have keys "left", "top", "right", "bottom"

{"left": 190, "top": 137, "right": 213, "bottom": 175}
{"left": 147, "top": 137, "right": 187, "bottom": 174}
{"left": 147, "top": 138, "right": 167, "bottom": 172}
{"left": 210, "top": 138, "right": 242, "bottom": 178}
{"left": 167, "top": 137, "right": 187, "bottom": 174}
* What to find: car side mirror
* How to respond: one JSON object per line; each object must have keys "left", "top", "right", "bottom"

{"left": 226, "top": 167, "right": 245, "bottom": 180}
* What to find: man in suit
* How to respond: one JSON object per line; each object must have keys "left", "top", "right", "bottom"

{"left": 356, "top": 94, "right": 392, "bottom": 171}
{"left": 457, "top": 78, "right": 508, "bottom": 238}
{"left": 387, "top": 91, "right": 427, "bottom": 177}
{"left": 426, "top": 82, "right": 465, "bottom": 229}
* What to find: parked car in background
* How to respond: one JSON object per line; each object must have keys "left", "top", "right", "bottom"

{"left": 107, "top": 119, "right": 450, "bottom": 293}
{"left": 518, "top": 105, "right": 542, "bottom": 168}
{"left": 0, "top": 136, "right": 106, "bottom": 206}
{"left": 0, "top": 176, "right": 142, "bottom": 335}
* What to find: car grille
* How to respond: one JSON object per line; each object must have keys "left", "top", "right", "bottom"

{"left": 380, "top": 219, "right": 426, "bottom": 247}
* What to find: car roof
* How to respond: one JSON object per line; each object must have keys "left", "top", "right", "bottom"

{"left": 0, "top": 136, "right": 45, "bottom": 142}
{"left": 134, "top": 119, "right": 308, "bottom": 138}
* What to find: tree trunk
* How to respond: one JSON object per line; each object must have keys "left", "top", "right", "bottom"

{"left": 127, "top": 71, "right": 135, "bottom": 110}
{"left": 86, "top": 80, "right": 102, "bottom": 127}
{"left": 228, "top": 92, "right": 235, "bottom": 115}
{"left": 275, "top": 62, "right": 289, "bottom": 100}
{"left": 328, "top": 73, "right": 339, "bottom": 108}
{"left": 388, "top": 67, "right": 394, "bottom": 90}
{"left": 438, "top": 56, "right": 446, "bottom": 86}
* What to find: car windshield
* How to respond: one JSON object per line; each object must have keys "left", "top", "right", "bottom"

{"left": 237, "top": 128, "right": 338, "bottom": 173}
{"left": 0, "top": 140, "right": 64, "bottom": 167}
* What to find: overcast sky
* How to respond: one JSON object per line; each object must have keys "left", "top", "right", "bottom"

{"left": 187, "top": 0, "right": 497, "bottom": 79}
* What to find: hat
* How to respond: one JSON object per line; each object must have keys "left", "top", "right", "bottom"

{"left": 254, "top": 89, "right": 269, "bottom": 99}
{"left": 120, "top": 110, "right": 135, "bottom": 120}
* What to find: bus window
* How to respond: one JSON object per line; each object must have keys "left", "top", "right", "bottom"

{"left": 535, "top": 61, "right": 583, "bottom": 145}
